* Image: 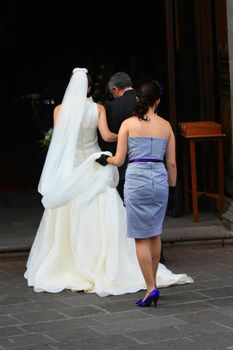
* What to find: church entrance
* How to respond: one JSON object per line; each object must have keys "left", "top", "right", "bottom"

{"left": 2, "top": 1, "right": 229, "bottom": 219}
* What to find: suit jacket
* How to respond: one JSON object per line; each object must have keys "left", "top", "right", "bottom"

{"left": 100, "top": 89, "right": 136, "bottom": 180}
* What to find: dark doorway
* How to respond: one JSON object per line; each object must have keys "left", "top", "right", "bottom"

{"left": 1, "top": 1, "right": 170, "bottom": 191}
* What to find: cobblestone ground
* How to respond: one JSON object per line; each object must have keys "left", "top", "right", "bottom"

{"left": 1, "top": 242, "right": 233, "bottom": 349}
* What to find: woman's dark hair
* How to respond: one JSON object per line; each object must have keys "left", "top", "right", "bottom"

{"left": 87, "top": 72, "right": 92, "bottom": 97}
{"left": 87, "top": 72, "right": 92, "bottom": 88}
{"left": 132, "top": 80, "right": 161, "bottom": 121}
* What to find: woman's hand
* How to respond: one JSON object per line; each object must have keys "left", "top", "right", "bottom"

{"left": 95, "top": 154, "right": 109, "bottom": 166}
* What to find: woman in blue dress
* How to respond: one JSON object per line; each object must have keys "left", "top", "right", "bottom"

{"left": 96, "top": 80, "right": 177, "bottom": 307}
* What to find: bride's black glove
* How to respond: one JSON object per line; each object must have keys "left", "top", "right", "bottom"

{"left": 95, "top": 154, "right": 109, "bottom": 166}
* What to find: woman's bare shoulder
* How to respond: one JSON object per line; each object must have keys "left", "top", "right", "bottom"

{"left": 53, "top": 104, "right": 61, "bottom": 125}
{"left": 54, "top": 104, "right": 61, "bottom": 115}
{"left": 123, "top": 116, "right": 136, "bottom": 125}
{"left": 157, "top": 115, "right": 172, "bottom": 128}
{"left": 119, "top": 116, "right": 135, "bottom": 132}
{"left": 97, "top": 103, "right": 105, "bottom": 112}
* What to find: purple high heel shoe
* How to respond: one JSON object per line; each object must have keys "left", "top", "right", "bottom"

{"left": 136, "top": 288, "right": 160, "bottom": 307}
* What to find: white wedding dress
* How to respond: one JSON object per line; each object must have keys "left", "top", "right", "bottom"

{"left": 24, "top": 98, "right": 193, "bottom": 296}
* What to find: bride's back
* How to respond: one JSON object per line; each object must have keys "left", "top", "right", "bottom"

{"left": 54, "top": 98, "right": 101, "bottom": 166}
{"left": 75, "top": 99, "right": 100, "bottom": 165}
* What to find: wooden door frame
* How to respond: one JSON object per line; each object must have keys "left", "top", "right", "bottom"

{"left": 164, "top": 0, "right": 177, "bottom": 131}
{"left": 164, "top": 0, "right": 184, "bottom": 216}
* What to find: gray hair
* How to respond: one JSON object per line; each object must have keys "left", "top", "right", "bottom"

{"left": 108, "top": 72, "right": 132, "bottom": 90}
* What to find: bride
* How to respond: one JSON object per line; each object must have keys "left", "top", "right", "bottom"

{"left": 24, "top": 68, "right": 193, "bottom": 298}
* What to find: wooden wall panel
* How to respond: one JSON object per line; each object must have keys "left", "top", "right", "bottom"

{"left": 194, "top": 0, "right": 216, "bottom": 121}
{"left": 214, "top": 0, "right": 232, "bottom": 168}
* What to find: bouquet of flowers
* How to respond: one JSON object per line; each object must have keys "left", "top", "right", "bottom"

{"left": 38, "top": 128, "right": 53, "bottom": 150}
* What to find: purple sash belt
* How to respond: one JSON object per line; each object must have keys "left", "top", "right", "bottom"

{"left": 128, "top": 158, "right": 163, "bottom": 164}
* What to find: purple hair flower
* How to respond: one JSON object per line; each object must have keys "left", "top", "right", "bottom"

{"left": 159, "top": 84, "right": 164, "bottom": 97}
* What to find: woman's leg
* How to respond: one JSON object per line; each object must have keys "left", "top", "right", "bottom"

{"left": 150, "top": 236, "right": 161, "bottom": 287}
{"left": 135, "top": 238, "right": 155, "bottom": 297}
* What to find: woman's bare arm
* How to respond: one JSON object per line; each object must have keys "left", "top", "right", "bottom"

{"left": 165, "top": 126, "right": 177, "bottom": 186}
{"left": 97, "top": 104, "right": 117, "bottom": 142}
{"left": 107, "top": 121, "right": 128, "bottom": 167}
{"left": 53, "top": 105, "right": 61, "bottom": 127}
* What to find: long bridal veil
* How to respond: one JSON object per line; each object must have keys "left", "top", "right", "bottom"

{"left": 38, "top": 68, "right": 118, "bottom": 210}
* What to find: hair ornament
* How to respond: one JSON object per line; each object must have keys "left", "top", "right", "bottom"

{"left": 72, "top": 67, "right": 88, "bottom": 74}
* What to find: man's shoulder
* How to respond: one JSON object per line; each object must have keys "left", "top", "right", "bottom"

{"left": 109, "top": 89, "right": 136, "bottom": 107}
{"left": 120, "top": 89, "right": 136, "bottom": 101}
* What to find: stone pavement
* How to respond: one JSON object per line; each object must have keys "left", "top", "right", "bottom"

{"left": 1, "top": 242, "right": 233, "bottom": 349}
{"left": 1, "top": 191, "right": 233, "bottom": 349}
